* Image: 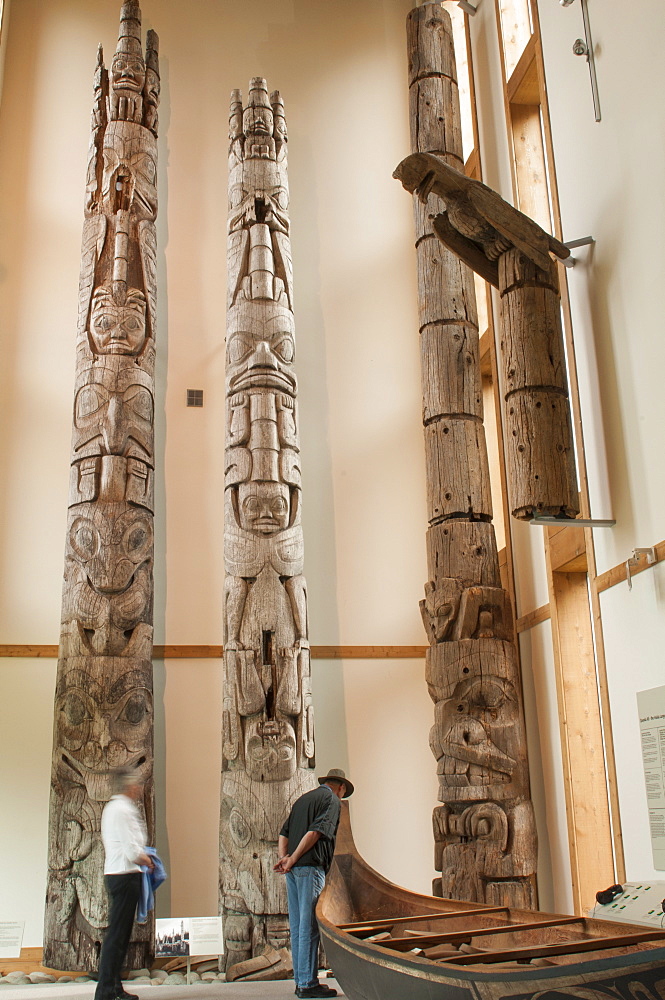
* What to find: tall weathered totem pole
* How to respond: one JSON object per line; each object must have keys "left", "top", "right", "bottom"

{"left": 44, "top": 2, "right": 159, "bottom": 971}
{"left": 220, "top": 78, "right": 317, "bottom": 969}
{"left": 395, "top": 4, "right": 538, "bottom": 908}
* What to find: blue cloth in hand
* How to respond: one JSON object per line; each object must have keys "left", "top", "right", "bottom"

{"left": 137, "top": 847, "right": 167, "bottom": 924}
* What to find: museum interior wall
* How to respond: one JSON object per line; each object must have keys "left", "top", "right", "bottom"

{"left": 0, "top": 0, "right": 664, "bottom": 950}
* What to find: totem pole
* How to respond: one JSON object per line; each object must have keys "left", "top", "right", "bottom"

{"left": 220, "top": 78, "right": 317, "bottom": 971}
{"left": 395, "top": 154, "right": 578, "bottom": 521}
{"left": 395, "top": 4, "right": 537, "bottom": 908}
{"left": 44, "top": 2, "right": 159, "bottom": 971}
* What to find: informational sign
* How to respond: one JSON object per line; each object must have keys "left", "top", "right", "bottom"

{"left": 637, "top": 685, "right": 665, "bottom": 870}
{"left": 189, "top": 917, "right": 223, "bottom": 958}
{"left": 155, "top": 917, "right": 223, "bottom": 958}
{"left": 0, "top": 922, "right": 25, "bottom": 959}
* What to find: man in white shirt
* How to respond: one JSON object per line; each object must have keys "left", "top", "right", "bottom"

{"left": 94, "top": 769, "right": 153, "bottom": 1000}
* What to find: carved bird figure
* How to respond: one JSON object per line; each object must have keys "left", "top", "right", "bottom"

{"left": 394, "top": 152, "right": 569, "bottom": 287}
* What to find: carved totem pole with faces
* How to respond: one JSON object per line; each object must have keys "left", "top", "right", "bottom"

{"left": 44, "top": 2, "right": 159, "bottom": 971}
{"left": 220, "top": 79, "right": 317, "bottom": 970}
{"left": 399, "top": 5, "right": 538, "bottom": 908}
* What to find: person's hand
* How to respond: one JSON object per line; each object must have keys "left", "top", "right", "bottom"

{"left": 273, "top": 855, "right": 292, "bottom": 874}
{"left": 138, "top": 853, "right": 155, "bottom": 870}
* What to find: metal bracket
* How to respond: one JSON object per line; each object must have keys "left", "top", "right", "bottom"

{"left": 561, "top": 235, "right": 595, "bottom": 267}
{"left": 560, "top": 0, "right": 601, "bottom": 122}
{"left": 625, "top": 548, "right": 657, "bottom": 591}
{"left": 530, "top": 514, "right": 615, "bottom": 528}
{"left": 457, "top": 0, "right": 478, "bottom": 15}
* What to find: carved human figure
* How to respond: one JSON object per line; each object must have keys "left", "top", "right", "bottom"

{"left": 71, "top": 356, "right": 154, "bottom": 508}
{"left": 89, "top": 285, "right": 148, "bottom": 355}
{"left": 109, "top": 3, "right": 145, "bottom": 124}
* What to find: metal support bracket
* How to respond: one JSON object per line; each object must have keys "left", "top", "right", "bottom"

{"left": 561, "top": 235, "right": 595, "bottom": 267}
{"left": 457, "top": 0, "right": 478, "bottom": 15}
{"left": 530, "top": 514, "right": 615, "bottom": 528}
{"left": 559, "top": 0, "right": 601, "bottom": 122}
{"left": 625, "top": 548, "right": 657, "bottom": 591}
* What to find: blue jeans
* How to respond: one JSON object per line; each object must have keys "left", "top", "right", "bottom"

{"left": 286, "top": 865, "right": 326, "bottom": 989}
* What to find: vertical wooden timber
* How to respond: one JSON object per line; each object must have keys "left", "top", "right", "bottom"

{"left": 44, "top": 2, "right": 159, "bottom": 971}
{"left": 405, "top": 4, "right": 537, "bottom": 908}
{"left": 220, "top": 79, "right": 317, "bottom": 971}
{"left": 499, "top": 250, "right": 578, "bottom": 519}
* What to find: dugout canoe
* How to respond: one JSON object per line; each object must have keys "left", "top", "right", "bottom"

{"left": 317, "top": 803, "right": 665, "bottom": 1000}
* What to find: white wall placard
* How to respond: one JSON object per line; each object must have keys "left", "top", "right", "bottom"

{"left": 0, "top": 921, "right": 25, "bottom": 959}
{"left": 189, "top": 917, "right": 223, "bottom": 958}
{"left": 155, "top": 917, "right": 223, "bottom": 958}
{"left": 638, "top": 685, "right": 665, "bottom": 870}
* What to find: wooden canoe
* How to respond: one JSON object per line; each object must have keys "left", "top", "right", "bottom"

{"left": 317, "top": 803, "right": 665, "bottom": 1000}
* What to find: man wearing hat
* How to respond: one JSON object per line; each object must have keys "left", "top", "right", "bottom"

{"left": 274, "top": 768, "right": 354, "bottom": 999}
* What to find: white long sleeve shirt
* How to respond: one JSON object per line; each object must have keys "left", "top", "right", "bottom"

{"left": 101, "top": 794, "right": 147, "bottom": 874}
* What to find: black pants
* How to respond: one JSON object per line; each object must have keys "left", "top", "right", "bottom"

{"left": 95, "top": 872, "right": 142, "bottom": 1000}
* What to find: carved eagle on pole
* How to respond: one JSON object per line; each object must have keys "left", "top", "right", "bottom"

{"left": 394, "top": 152, "right": 570, "bottom": 287}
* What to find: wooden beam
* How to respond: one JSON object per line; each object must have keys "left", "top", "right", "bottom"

{"left": 546, "top": 568, "right": 615, "bottom": 913}
{"left": 0, "top": 645, "right": 59, "bottom": 657}
{"left": 516, "top": 604, "right": 550, "bottom": 633}
{"left": 506, "top": 35, "right": 538, "bottom": 105}
{"left": 436, "top": 929, "right": 665, "bottom": 965}
{"left": 340, "top": 907, "right": 508, "bottom": 932}
{"left": 464, "top": 147, "right": 480, "bottom": 180}
{"left": 547, "top": 524, "right": 587, "bottom": 573}
{"left": 0, "top": 947, "right": 89, "bottom": 978}
{"left": 596, "top": 538, "right": 665, "bottom": 593}
{"left": 373, "top": 916, "right": 583, "bottom": 951}
{"left": 0, "top": 644, "right": 429, "bottom": 660}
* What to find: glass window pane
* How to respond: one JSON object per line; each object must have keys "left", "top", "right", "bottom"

{"left": 442, "top": 2, "right": 475, "bottom": 161}
{"left": 498, "top": 0, "right": 533, "bottom": 78}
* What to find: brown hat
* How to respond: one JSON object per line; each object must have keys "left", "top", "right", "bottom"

{"left": 318, "top": 768, "right": 354, "bottom": 797}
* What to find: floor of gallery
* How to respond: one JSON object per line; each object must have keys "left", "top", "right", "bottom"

{"left": 0, "top": 983, "right": 345, "bottom": 1000}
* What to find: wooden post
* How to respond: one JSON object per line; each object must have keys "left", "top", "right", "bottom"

{"left": 402, "top": 4, "right": 537, "bottom": 908}
{"left": 220, "top": 79, "right": 317, "bottom": 972}
{"left": 44, "top": 2, "right": 159, "bottom": 971}
{"left": 394, "top": 154, "right": 578, "bottom": 520}
{"left": 499, "top": 251, "right": 578, "bottom": 519}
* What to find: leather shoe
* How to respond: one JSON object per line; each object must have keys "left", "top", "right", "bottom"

{"left": 296, "top": 986, "right": 338, "bottom": 998}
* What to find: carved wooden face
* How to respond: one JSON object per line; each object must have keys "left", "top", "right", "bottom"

{"left": 102, "top": 126, "right": 157, "bottom": 218}
{"left": 237, "top": 482, "right": 290, "bottom": 535}
{"left": 111, "top": 51, "right": 146, "bottom": 95}
{"left": 56, "top": 666, "right": 153, "bottom": 801}
{"left": 144, "top": 68, "right": 160, "bottom": 107}
{"left": 68, "top": 504, "right": 153, "bottom": 595}
{"left": 226, "top": 307, "right": 296, "bottom": 396}
{"left": 243, "top": 104, "right": 273, "bottom": 138}
{"left": 244, "top": 719, "right": 297, "bottom": 782}
{"left": 90, "top": 286, "right": 147, "bottom": 355}
{"left": 431, "top": 675, "right": 519, "bottom": 793}
{"left": 427, "top": 579, "right": 463, "bottom": 641}
{"left": 73, "top": 360, "right": 153, "bottom": 463}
